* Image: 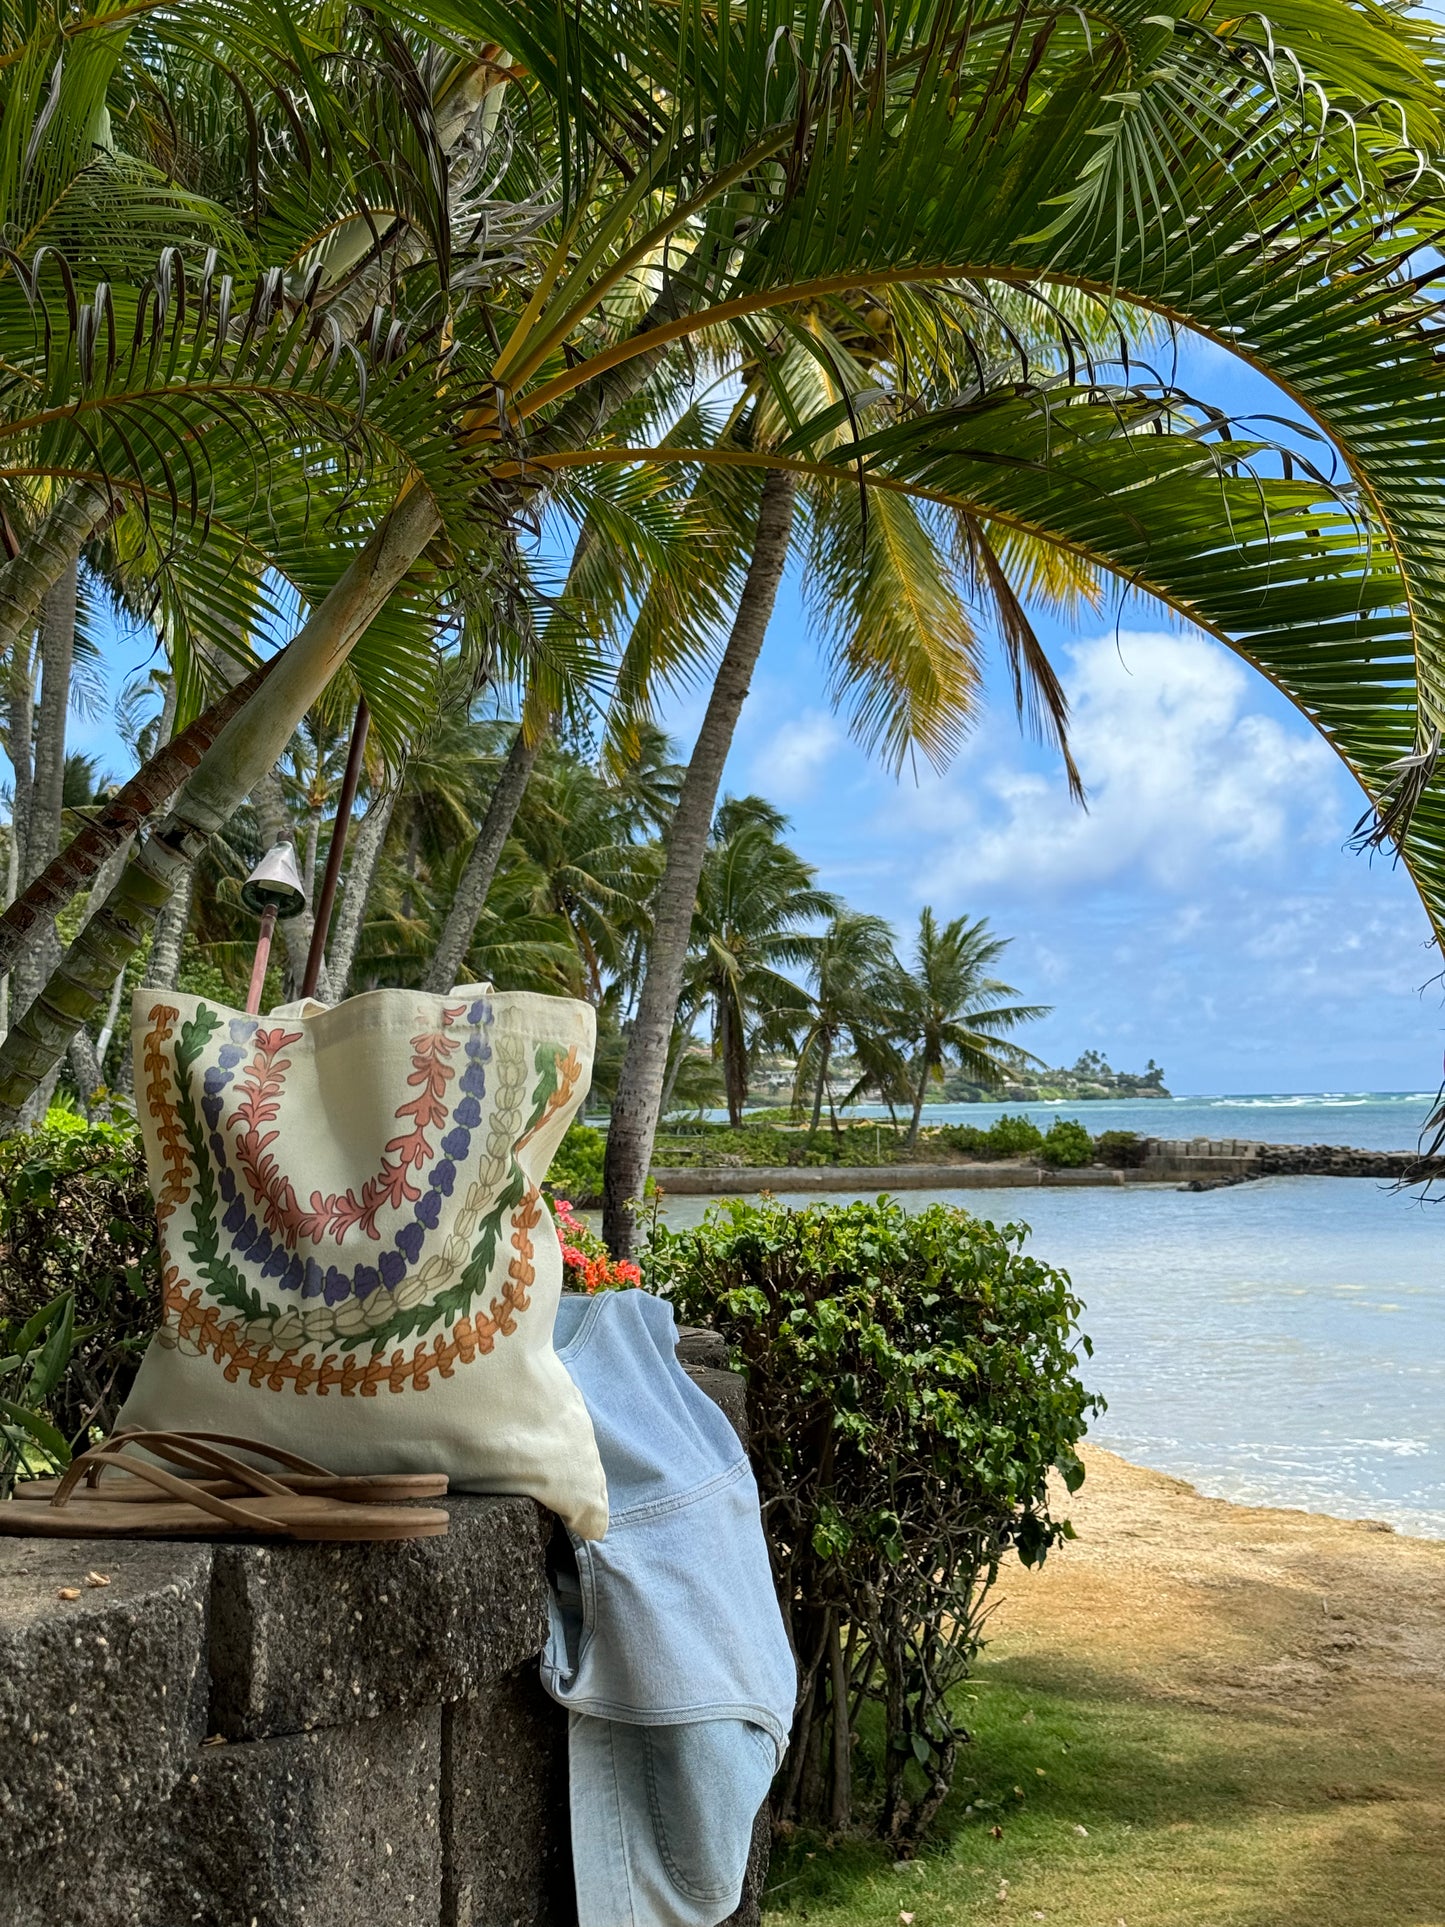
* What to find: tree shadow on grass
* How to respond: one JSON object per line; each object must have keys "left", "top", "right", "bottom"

{"left": 763, "top": 1651, "right": 1445, "bottom": 1926}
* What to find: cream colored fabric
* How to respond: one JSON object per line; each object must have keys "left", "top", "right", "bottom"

{"left": 119, "top": 983, "right": 607, "bottom": 1538}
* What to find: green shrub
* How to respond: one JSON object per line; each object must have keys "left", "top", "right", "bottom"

{"left": 934, "top": 1115, "right": 1045, "bottom": 1159}
{"left": 645, "top": 1197, "right": 1099, "bottom": 1844}
{"left": 653, "top": 1123, "right": 843, "bottom": 1169}
{"left": 1094, "top": 1128, "right": 1147, "bottom": 1168}
{"left": 1038, "top": 1117, "right": 1094, "bottom": 1167}
{"left": 0, "top": 1114, "right": 159, "bottom": 1493}
{"left": 544, "top": 1120, "right": 607, "bottom": 1205}
{"left": 986, "top": 1112, "right": 1045, "bottom": 1158}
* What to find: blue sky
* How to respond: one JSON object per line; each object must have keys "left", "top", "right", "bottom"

{"left": 655, "top": 335, "right": 1445, "bottom": 1098}
{"left": 42, "top": 339, "right": 1445, "bottom": 1100}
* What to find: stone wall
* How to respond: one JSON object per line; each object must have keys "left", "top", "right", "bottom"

{"left": 0, "top": 1334, "right": 766, "bottom": 1927}
{"left": 1140, "top": 1138, "right": 1440, "bottom": 1181}
{"left": 652, "top": 1140, "right": 1443, "bottom": 1194}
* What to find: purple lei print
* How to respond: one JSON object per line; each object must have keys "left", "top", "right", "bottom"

{"left": 194, "top": 999, "right": 493, "bottom": 1306}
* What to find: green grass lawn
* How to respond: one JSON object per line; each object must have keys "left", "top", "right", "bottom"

{"left": 762, "top": 1653, "right": 1445, "bottom": 1927}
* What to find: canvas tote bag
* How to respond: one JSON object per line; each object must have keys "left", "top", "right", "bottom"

{"left": 118, "top": 982, "right": 608, "bottom": 1538}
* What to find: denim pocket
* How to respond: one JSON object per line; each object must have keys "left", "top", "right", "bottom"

{"left": 641, "top": 1720, "right": 777, "bottom": 1905}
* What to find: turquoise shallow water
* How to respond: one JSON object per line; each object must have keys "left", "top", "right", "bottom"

{"left": 652, "top": 1133, "right": 1445, "bottom": 1537}
{"left": 773, "top": 1089, "right": 1443, "bottom": 1152}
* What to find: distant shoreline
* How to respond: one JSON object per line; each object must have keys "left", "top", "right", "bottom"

{"left": 647, "top": 1134, "right": 1439, "bottom": 1194}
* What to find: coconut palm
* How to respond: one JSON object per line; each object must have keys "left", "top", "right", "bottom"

{"left": 682, "top": 798, "right": 838, "bottom": 1125}
{"left": 600, "top": 297, "right": 1098, "bottom": 1245}
{"left": 8, "top": 0, "right": 1445, "bottom": 1165}
{"left": 792, "top": 911, "right": 909, "bottom": 1139}
{"left": 349, "top": 856, "right": 583, "bottom": 998}
{"left": 0, "top": 3, "right": 535, "bottom": 994}
{"left": 897, "top": 910, "right": 1049, "bottom": 1144}
{"left": 503, "top": 753, "right": 662, "bottom": 1004}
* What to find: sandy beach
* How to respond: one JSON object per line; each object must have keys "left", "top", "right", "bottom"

{"left": 980, "top": 1446, "right": 1445, "bottom": 1924}
{"left": 997, "top": 1444, "right": 1445, "bottom": 1718}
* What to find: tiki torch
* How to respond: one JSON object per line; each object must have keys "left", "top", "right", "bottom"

{"left": 239, "top": 841, "right": 307, "bottom": 1015}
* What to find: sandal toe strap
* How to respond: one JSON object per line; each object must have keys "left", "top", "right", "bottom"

{"left": 54, "top": 1448, "right": 304, "bottom": 1534}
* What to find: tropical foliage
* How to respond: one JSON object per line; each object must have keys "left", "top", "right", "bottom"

{"left": 647, "top": 1195, "right": 1101, "bottom": 1839}
{"left": 0, "top": 1114, "right": 157, "bottom": 1495}
{"left": 681, "top": 799, "right": 837, "bottom": 1126}
{"left": 0, "top": 0, "right": 1444, "bottom": 1237}
{"left": 896, "top": 909, "right": 1048, "bottom": 1142}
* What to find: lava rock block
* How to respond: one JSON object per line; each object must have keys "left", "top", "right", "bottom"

{"left": 9, "top": 1707, "right": 444, "bottom": 1927}
{"left": 675, "top": 1325, "right": 729, "bottom": 1371}
{"left": 209, "top": 1495, "right": 551, "bottom": 1740}
{"left": 443, "top": 1663, "right": 573, "bottom": 1927}
{"left": 721, "top": 1802, "right": 774, "bottom": 1927}
{"left": 683, "top": 1363, "right": 749, "bottom": 1446}
{"left": 0, "top": 1539, "right": 211, "bottom": 1869}
{"left": 156, "top": 1709, "right": 444, "bottom": 1927}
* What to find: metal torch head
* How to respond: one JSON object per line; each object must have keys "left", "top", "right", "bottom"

{"left": 240, "top": 840, "right": 308, "bottom": 920}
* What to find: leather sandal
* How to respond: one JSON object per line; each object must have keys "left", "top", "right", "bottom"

{"left": 1, "top": 1444, "right": 448, "bottom": 1541}
{"left": 14, "top": 1428, "right": 448, "bottom": 1505}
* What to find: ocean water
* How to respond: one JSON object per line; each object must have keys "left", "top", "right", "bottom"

{"left": 651, "top": 1104, "right": 1445, "bottom": 1537}
{"left": 780, "top": 1090, "right": 1443, "bottom": 1153}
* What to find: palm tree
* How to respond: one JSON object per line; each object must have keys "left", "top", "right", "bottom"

{"left": 792, "top": 912, "right": 908, "bottom": 1140}
{"left": 505, "top": 753, "right": 662, "bottom": 1004}
{"left": 600, "top": 298, "right": 1094, "bottom": 1244}
{"left": 898, "top": 910, "right": 1049, "bottom": 1144}
{"left": 8, "top": 0, "right": 1445, "bottom": 1148}
{"left": 683, "top": 798, "right": 838, "bottom": 1126}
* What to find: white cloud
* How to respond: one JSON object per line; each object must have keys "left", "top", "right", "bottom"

{"left": 750, "top": 709, "right": 844, "bottom": 802}
{"left": 912, "top": 629, "right": 1342, "bottom": 898}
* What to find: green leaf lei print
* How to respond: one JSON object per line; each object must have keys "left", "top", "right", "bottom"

{"left": 173, "top": 1005, "right": 283, "bottom": 1329}
{"left": 158, "top": 1010, "right": 565, "bottom": 1359}
{"left": 338, "top": 1039, "right": 545, "bottom": 1352}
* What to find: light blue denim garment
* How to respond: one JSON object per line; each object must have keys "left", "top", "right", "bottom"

{"left": 544, "top": 1288, "right": 797, "bottom": 1927}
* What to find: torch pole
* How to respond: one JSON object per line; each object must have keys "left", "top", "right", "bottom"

{"left": 246, "top": 906, "right": 278, "bottom": 1015}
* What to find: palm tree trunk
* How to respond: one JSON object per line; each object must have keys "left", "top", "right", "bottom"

{"left": 907, "top": 1055, "right": 933, "bottom": 1146}
{"left": 603, "top": 468, "right": 798, "bottom": 1256}
{"left": 6, "top": 632, "right": 35, "bottom": 897}
{"left": 0, "top": 658, "right": 275, "bottom": 979}
{"left": 142, "top": 863, "right": 195, "bottom": 992}
{"left": 252, "top": 770, "right": 325, "bottom": 1000}
{"left": 69, "top": 1029, "right": 105, "bottom": 1115}
{"left": 92, "top": 950, "right": 129, "bottom": 1071}
{"left": 721, "top": 991, "right": 747, "bottom": 1127}
{"left": 0, "top": 485, "right": 108, "bottom": 670}
{"left": 0, "top": 483, "right": 441, "bottom": 1127}
{"left": 12, "top": 564, "right": 77, "bottom": 1123}
{"left": 302, "top": 805, "right": 321, "bottom": 901}
{"left": 422, "top": 723, "right": 541, "bottom": 992}
{"left": 2, "top": 631, "right": 35, "bottom": 1041}
{"left": 327, "top": 783, "right": 398, "bottom": 995}
{"left": 656, "top": 1024, "right": 690, "bottom": 1121}
{"left": 810, "top": 1038, "right": 831, "bottom": 1137}
{"left": 423, "top": 516, "right": 604, "bottom": 994}
{"left": 73, "top": 836, "right": 138, "bottom": 1069}
{"left": 27, "top": 560, "right": 77, "bottom": 883}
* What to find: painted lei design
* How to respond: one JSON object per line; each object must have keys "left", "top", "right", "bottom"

{"left": 141, "top": 997, "right": 583, "bottom": 1391}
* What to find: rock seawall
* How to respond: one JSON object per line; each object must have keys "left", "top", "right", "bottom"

{"left": 0, "top": 1331, "right": 765, "bottom": 1927}
{"left": 651, "top": 1138, "right": 1443, "bottom": 1194}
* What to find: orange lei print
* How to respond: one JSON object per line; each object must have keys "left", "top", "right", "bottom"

{"left": 160, "top": 1186, "right": 546, "bottom": 1396}
{"left": 229, "top": 1008, "right": 466, "bottom": 1248}
{"left": 143, "top": 1005, "right": 191, "bottom": 1229}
